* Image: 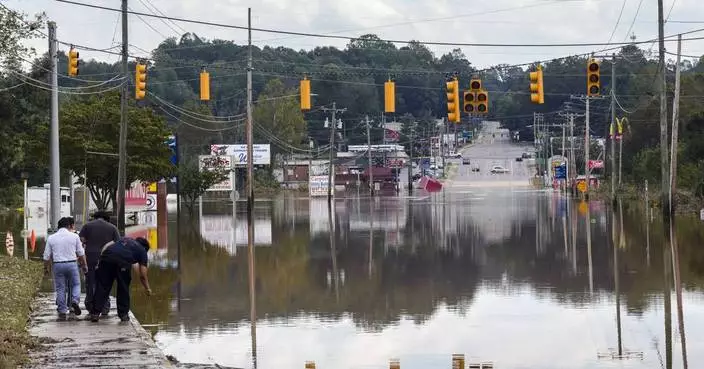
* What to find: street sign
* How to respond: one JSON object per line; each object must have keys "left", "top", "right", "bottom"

{"left": 309, "top": 175, "right": 329, "bottom": 197}
{"left": 577, "top": 180, "right": 587, "bottom": 193}
{"left": 588, "top": 160, "right": 604, "bottom": 169}
{"left": 554, "top": 164, "right": 567, "bottom": 179}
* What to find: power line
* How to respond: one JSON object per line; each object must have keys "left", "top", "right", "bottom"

{"left": 622, "top": 0, "right": 645, "bottom": 43}
{"left": 606, "top": 0, "right": 629, "bottom": 45}
{"left": 55, "top": 0, "right": 704, "bottom": 48}
{"left": 137, "top": 0, "right": 183, "bottom": 37}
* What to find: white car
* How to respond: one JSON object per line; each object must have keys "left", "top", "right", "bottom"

{"left": 490, "top": 165, "right": 510, "bottom": 174}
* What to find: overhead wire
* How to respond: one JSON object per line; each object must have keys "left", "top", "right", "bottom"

{"left": 149, "top": 92, "right": 246, "bottom": 122}
{"left": 137, "top": 0, "right": 184, "bottom": 37}
{"left": 606, "top": 0, "right": 629, "bottom": 45}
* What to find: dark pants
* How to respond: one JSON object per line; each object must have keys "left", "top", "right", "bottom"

{"left": 84, "top": 253, "right": 110, "bottom": 313}
{"left": 91, "top": 260, "right": 131, "bottom": 318}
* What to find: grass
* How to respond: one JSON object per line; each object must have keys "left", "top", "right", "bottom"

{"left": 0, "top": 256, "right": 44, "bottom": 368}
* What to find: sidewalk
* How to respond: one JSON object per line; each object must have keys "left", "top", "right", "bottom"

{"left": 28, "top": 293, "right": 173, "bottom": 368}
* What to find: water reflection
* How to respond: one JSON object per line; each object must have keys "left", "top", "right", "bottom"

{"left": 3, "top": 190, "right": 697, "bottom": 369}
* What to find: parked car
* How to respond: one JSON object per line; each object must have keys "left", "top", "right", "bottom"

{"left": 471, "top": 166, "right": 480, "bottom": 172}
{"left": 490, "top": 165, "right": 510, "bottom": 174}
{"left": 515, "top": 157, "right": 523, "bottom": 162}
{"left": 446, "top": 152, "right": 462, "bottom": 159}
{"left": 521, "top": 152, "right": 531, "bottom": 159}
{"left": 462, "top": 158, "right": 471, "bottom": 165}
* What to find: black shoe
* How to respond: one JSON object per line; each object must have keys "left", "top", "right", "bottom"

{"left": 119, "top": 315, "right": 130, "bottom": 322}
{"left": 101, "top": 309, "right": 109, "bottom": 317}
{"left": 70, "top": 302, "right": 82, "bottom": 316}
{"left": 58, "top": 313, "right": 67, "bottom": 321}
{"left": 89, "top": 314, "right": 100, "bottom": 322}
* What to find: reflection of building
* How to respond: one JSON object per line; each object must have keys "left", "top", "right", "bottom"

{"left": 199, "top": 215, "right": 272, "bottom": 255}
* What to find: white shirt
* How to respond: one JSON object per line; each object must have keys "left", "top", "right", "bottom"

{"left": 43, "top": 228, "right": 85, "bottom": 262}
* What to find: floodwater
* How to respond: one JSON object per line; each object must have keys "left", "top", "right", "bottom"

{"left": 3, "top": 190, "right": 703, "bottom": 369}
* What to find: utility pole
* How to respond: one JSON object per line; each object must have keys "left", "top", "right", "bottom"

{"left": 366, "top": 115, "right": 374, "bottom": 197}
{"left": 561, "top": 119, "right": 566, "bottom": 192}
{"left": 407, "top": 126, "right": 413, "bottom": 195}
{"left": 657, "top": 0, "right": 670, "bottom": 219}
{"left": 610, "top": 54, "right": 617, "bottom": 206}
{"left": 308, "top": 137, "right": 313, "bottom": 187}
{"left": 322, "top": 103, "right": 346, "bottom": 203}
{"left": 569, "top": 114, "right": 575, "bottom": 186}
{"left": 246, "top": 8, "right": 254, "bottom": 214}
{"left": 115, "top": 0, "right": 129, "bottom": 233}
{"left": 669, "top": 34, "right": 682, "bottom": 216}
{"left": 585, "top": 97, "right": 591, "bottom": 197}
{"left": 48, "top": 22, "right": 60, "bottom": 231}
{"left": 441, "top": 120, "right": 446, "bottom": 178}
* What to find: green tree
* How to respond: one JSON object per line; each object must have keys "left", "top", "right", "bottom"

{"left": 177, "top": 161, "right": 230, "bottom": 214}
{"left": 54, "top": 92, "right": 174, "bottom": 210}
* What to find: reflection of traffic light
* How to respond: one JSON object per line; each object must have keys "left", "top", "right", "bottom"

{"left": 587, "top": 58, "right": 600, "bottom": 96}
{"left": 446, "top": 78, "right": 460, "bottom": 123}
{"left": 135, "top": 62, "right": 147, "bottom": 100}
{"left": 463, "top": 90, "right": 475, "bottom": 113}
{"left": 300, "top": 77, "right": 311, "bottom": 110}
{"left": 68, "top": 48, "right": 79, "bottom": 76}
{"left": 529, "top": 65, "right": 544, "bottom": 104}
{"left": 476, "top": 89, "right": 488, "bottom": 114}
{"left": 384, "top": 79, "right": 395, "bottom": 113}
{"left": 199, "top": 67, "right": 210, "bottom": 101}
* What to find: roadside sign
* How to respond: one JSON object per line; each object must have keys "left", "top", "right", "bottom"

{"left": 577, "top": 180, "right": 587, "bottom": 193}
{"left": 309, "top": 175, "right": 329, "bottom": 197}
{"left": 199, "top": 155, "right": 234, "bottom": 191}
{"left": 554, "top": 165, "right": 566, "bottom": 179}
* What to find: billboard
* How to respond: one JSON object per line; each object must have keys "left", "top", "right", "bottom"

{"left": 198, "top": 155, "right": 234, "bottom": 191}
{"left": 210, "top": 144, "right": 271, "bottom": 166}
{"left": 309, "top": 175, "right": 329, "bottom": 197}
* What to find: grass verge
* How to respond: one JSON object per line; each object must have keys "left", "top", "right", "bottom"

{"left": 0, "top": 256, "right": 43, "bottom": 368}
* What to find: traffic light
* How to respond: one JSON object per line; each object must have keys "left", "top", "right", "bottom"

{"left": 476, "top": 89, "right": 489, "bottom": 114}
{"left": 587, "top": 58, "right": 600, "bottom": 96}
{"left": 529, "top": 65, "right": 544, "bottom": 104}
{"left": 446, "top": 78, "right": 460, "bottom": 123}
{"left": 68, "top": 48, "right": 79, "bottom": 76}
{"left": 469, "top": 78, "right": 482, "bottom": 91}
{"left": 300, "top": 77, "right": 311, "bottom": 111}
{"left": 463, "top": 90, "right": 475, "bottom": 113}
{"left": 135, "top": 62, "right": 147, "bottom": 100}
{"left": 384, "top": 79, "right": 395, "bottom": 113}
{"left": 199, "top": 68, "right": 210, "bottom": 101}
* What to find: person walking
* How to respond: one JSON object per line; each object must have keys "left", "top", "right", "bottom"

{"left": 90, "top": 237, "right": 152, "bottom": 322}
{"left": 79, "top": 211, "right": 120, "bottom": 315}
{"left": 43, "top": 217, "right": 88, "bottom": 321}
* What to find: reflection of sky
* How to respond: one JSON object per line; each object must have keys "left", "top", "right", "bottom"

{"left": 154, "top": 286, "right": 703, "bottom": 369}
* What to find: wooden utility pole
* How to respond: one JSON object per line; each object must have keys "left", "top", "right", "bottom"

{"left": 246, "top": 8, "right": 254, "bottom": 213}
{"left": 610, "top": 54, "right": 617, "bottom": 205}
{"left": 116, "top": 0, "right": 129, "bottom": 233}
{"left": 669, "top": 34, "right": 682, "bottom": 216}
{"left": 48, "top": 21, "right": 61, "bottom": 232}
{"left": 657, "top": 0, "right": 670, "bottom": 219}
{"left": 322, "top": 103, "right": 346, "bottom": 203}
{"left": 585, "top": 97, "right": 591, "bottom": 197}
{"left": 366, "top": 115, "right": 374, "bottom": 196}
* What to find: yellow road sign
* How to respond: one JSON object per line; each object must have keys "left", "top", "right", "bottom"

{"left": 577, "top": 180, "right": 587, "bottom": 193}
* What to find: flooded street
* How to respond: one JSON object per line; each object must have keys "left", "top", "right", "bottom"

{"left": 118, "top": 192, "right": 703, "bottom": 369}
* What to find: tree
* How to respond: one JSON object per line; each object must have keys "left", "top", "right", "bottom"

{"left": 54, "top": 92, "right": 174, "bottom": 210}
{"left": 0, "top": 6, "right": 45, "bottom": 68}
{"left": 253, "top": 78, "right": 307, "bottom": 166}
{"left": 177, "top": 161, "right": 230, "bottom": 214}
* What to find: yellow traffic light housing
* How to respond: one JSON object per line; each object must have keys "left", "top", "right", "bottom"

{"left": 199, "top": 68, "right": 210, "bottom": 101}
{"left": 384, "top": 80, "right": 395, "bottom": 113}
{"left": 135, "top": 62, "right": 147, "bottom": 100}
{"left": 300, "top": 77, "right": 311, "bottom": 111}
{"left": 446, "top": 78, "right": 460, "bottom": 123}
{"left": 469, "top": 78, "right": 482, "bottom": 91}
{"left": 68, "top": 48, "right": 79, "bottom": 76}
{"left": 463, "top": 90, "right": 475, "bottom": 113}
{"left": 476, "top": 89, "right": 489, "bottom": 114}
{"left": 587, "top": 58, "right": 600, "bottom": 96}
{"left": 529, "top": 65, "right": 544, "bottom": 104}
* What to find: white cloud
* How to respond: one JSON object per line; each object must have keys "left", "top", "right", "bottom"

{"left": 6, "top": 0, "right": 704, "bottom": 68}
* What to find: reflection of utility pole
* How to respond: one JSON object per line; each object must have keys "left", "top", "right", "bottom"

{"left": 328, "top": 205, "right": 339, "bottom": 303}
{"left": 586, "top": 203, "right": 593, "bottom": 293}
{"left": 248, "top": 221, "right": 257, "bottom": 369}
{"left": 368, "top": 203, "right": 373, "bottom": 279}
{"left": 366, "top": 116, "right": 374, "bottom": 196}
{"left": 670, "top": 217, "right": 689, "bottom": 369}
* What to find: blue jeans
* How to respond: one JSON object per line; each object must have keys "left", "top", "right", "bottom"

{"left": 52, "top": 262, "right": 81, "bottom": 314}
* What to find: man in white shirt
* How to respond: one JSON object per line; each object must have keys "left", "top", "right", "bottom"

{"left": 43, "top": 217, "right": 89, "bottom": 320}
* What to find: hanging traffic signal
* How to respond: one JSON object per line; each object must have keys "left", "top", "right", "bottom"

{"left": 68, "top": 47, "right": 79, "bottom": 76}
{"left": 587, "top": 58, "right": 600, "bottom": 96}
{"left": 469, "top": 78, "right": 482, "bottom": 91}
{"left": 300, "top": 77, "right": 311, "bottom": 111}
{"left": 446, "top": 78, "right": 460, "bottom": 123}
{"left": 199, "top": 67, "right": 210, "bottom": 101}
{"left": 463, "top": 90, "right": 475, "bottom": 113}
{"left": 529, "top": 65, "right": 544, "bottom": 104}
{"left": 384, "top": 79, "right": 395, "bottom": 113}
{"left": 476, "top": 89, "right": 489, "bottom": 114}
{"left": 135, "top": 62, "right": 147, "bottom": 100}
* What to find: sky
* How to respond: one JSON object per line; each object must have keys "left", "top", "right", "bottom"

{"left": 6, "top": 0, "right": 704, "bottom": 68}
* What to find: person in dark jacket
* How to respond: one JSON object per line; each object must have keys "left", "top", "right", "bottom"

{"left": 79, "top": 211, "right": 121, "bottom": 315}
{"left": 89, "top": 237, "right": 152, "bottom": 322}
